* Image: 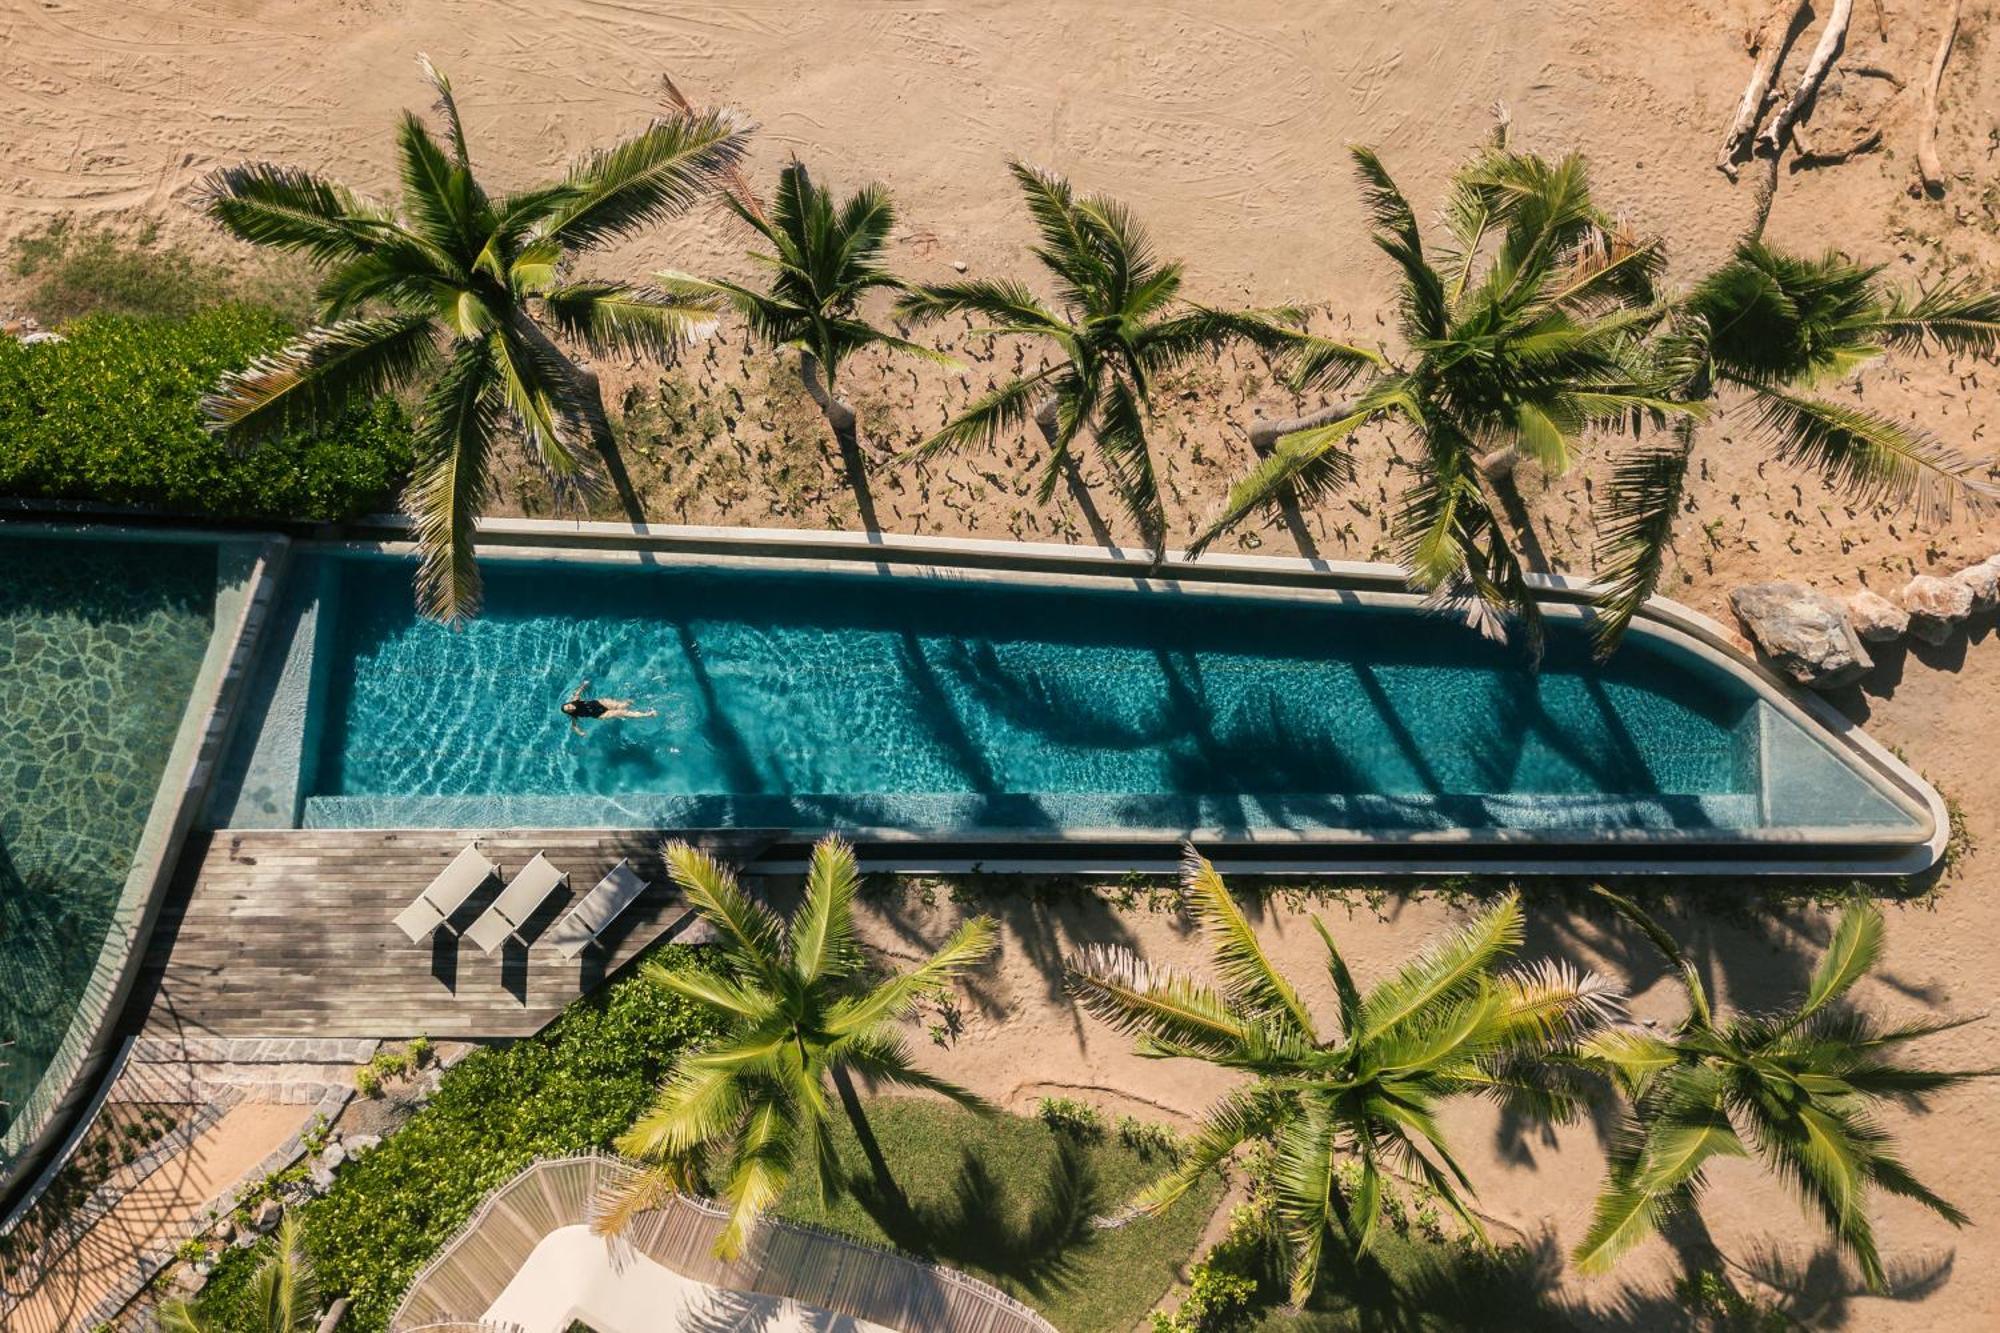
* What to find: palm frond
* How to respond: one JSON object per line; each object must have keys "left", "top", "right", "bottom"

{"left": 405, "top": 335, "right": 501, "bottom": 623}
{"left": 1797, "top": 903, "right": 1885, "bottom": 1022}
{"left": 837, "top": 1029, "right": 996, "bottom": 1113}
{"left": 1590, "top": 886, "right": 1713, "bottom": 1029}
{"left": 546, "top": 108, "right": 751, "bottom": 252}
{"left": 828, "top": 915, "right": 996, "bottom": 1033}
{"left": 1877, "top": 279, "right": 2000, "bottom": 356}
{"left": 1092, "top": 374, "right": 1167, "bottom": 555}
{"left": 203, "top": 313, "right": 439, "bottom": 447}
{"left": 1349, "top": 145, "right": 1446, "bottom": 341}
{"left": 416, "top": 53, "right": 469, "bottom": 165}
{"left": 894, "top": 277, "right": 1064, "bottom": 331}
{"left": 492, "top": 310, "right": 599, "bottom": 478}
{"left": 590, "top": 1161, "right": 685, "bottom": 1238}
{"left": 789, "top": 834, "right": 861, "bottom": 984}
{"left": 542, "top": 280, "right": 722, "bottom": 359}
{"left": 1181, "top": 846, "right": 1316, "bottom": 1040}
{"left": 662, "top": 839, "right": 784, "bottom": 978}
{"left": 899, "top": 368, "right": 1059, "bottom": 464}
{"left": 1589, "top": 421, "right": 1694, "bottom": 658}
{"left": 196, "top": 163, "right": 389, "bottom": 265}
{"left": 1360, "top": 893, "right": 1522, "bottom": 1039}
{"left": 1190, "top": 401, "right": 1374, "bottom": 555}
{"left": 1746, "top": 384, "right": 1998, "bottom": 524}
{"left": 1064, "top": 943, "right": 1248, "bottom": 1057}
{"left": 1132, "top": 1082, "right": 1286, "bottom": 1217}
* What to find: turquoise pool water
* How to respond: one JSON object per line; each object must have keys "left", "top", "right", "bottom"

{"left": 0, "top": 537, "right": 217, "bottom": 1134}
{"left": 277, "top": 553, "right": 1913, "bottom": 838}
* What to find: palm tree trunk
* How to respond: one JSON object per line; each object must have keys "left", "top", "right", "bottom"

{"left": 1249, "top": 398, "right": 1359, "bottom": 453}
{"left": 799, "top": 350, "right": 879, "bottom": 531}
{"left": 799, "top": 350, "right": 858, "bottom": 446}
{"left": 829, "top": 1065, "right": 923, "bottom": 1246}
{"left": 1033, "top": 394, "right": 1060, "bottom": 445}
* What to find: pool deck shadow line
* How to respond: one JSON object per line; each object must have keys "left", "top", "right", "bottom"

{"left": 128, "top": 829, "right": 778, "bottom": 1039}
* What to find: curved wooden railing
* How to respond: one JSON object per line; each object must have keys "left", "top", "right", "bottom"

{"left": 390, "top": 1154, "right": 1056, "bottom": 1333}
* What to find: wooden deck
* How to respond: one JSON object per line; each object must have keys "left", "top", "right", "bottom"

{"left": 132, "top": 829, "right": 778, "bottom": 1041}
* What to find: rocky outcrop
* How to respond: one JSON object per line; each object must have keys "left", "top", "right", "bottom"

{"left": 1730, "top": 581, "right": 1872, "bottom": 688}
{"left": 1952, "top": 560, "right": 2000, "bottom": 613}
{"left": 1845, "top": 588, "right": 1910, "bottom": 642}
{"left": 1901, "top": 574, "right": 1976, "bottom": 645}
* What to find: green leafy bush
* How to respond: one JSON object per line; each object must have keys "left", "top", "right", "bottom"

{"left": 1034, "top": 1094, "right": 1106, "bottom": 1139}
{"left": 0, "top": 306, "right": 412, "bottom": 521}
{"left": 193, "top": 946, "right": 719, "bottom": 1332}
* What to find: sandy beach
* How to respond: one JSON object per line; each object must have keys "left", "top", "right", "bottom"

{"left": 4, "top": 0, "right": 1998, "bottom": 1327}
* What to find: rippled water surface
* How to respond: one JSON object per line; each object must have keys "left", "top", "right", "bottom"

{"left": 311, "top": 557, "right": 1762, "bottom": 832}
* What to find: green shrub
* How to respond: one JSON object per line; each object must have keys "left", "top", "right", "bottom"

{"left": 193, "top": 946, "right": 720, "bottom": 1332}
{"left": 1034, "top": 1095, "right": 1105, "bottom": 1139}
{"left": 0, "top": 306, "right": 412, "bottom": 521}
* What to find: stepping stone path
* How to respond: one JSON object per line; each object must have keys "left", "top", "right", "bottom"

{"left": 118, "top": 1036, "right": 381, "bottom": 1106}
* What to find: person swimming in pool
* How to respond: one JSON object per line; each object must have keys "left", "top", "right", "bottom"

{"left": 563, "top": 680, "right": 657, "bottom": 736}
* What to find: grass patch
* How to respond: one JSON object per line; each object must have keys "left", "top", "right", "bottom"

{"left": 10, "top": 216, "right": 310, "bottom": 327}
{"left": 776, "top": 1097, "right": 1222, "bottom": 1333}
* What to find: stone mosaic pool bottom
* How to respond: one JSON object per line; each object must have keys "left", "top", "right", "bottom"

{"left": 0, "top": 539, "right": 217, "bottom": 1135}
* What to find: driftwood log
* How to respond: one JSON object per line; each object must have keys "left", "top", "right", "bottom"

{"left": 1759, "top": 0, "right": 1856, "bottom": 156}
{"left": 1916, "top": 0, "right": 1963, "bottom": 195}
{"left": 1718, "top": 0, "right": 1812, "bottom": 176}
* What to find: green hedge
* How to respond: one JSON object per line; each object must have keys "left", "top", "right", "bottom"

{"left": 194, "top": 946, "right": 719, "bottom": 1332}
{"left": 0, "top": 306, "right": 412, "bottom": 521}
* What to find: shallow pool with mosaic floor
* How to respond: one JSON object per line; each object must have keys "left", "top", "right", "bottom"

{"left": 0, "top": 538, "right": 217, "bottom": 1136}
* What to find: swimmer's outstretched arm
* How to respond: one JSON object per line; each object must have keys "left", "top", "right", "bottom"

{"left": 570, "top": 718, "right": 587, "bottom": 737}
{"left": 570, "top": 679, "right": 590, "bottom": 702}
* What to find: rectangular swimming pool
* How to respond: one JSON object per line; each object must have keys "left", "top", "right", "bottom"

{"left": 212, "top": 546, "right": 1927, "bottom": 848}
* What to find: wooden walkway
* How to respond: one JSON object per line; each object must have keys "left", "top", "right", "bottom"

{"left": 132, "top": 829, "right": 778, "bottom": 1041}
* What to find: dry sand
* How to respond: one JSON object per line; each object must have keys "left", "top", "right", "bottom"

{"left": 3, "top": 0, "right": 1999, "bottom": 1328}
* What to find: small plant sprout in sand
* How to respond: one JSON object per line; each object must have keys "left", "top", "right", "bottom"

{"left": 598, "top": 835, "right": 997, "bottom": 1258}
{"left": 895, "top": 162, "right": 1302, "bottom": 560}
{"left": 1573, "top": 889, "right": 1993, "bottom": 1291}
{"left": 1063, "top": 846, "right": 1623, "bottom": 1305}
{"left": 658, "top": 159, "right": 958, "bottom": 456}
{"left": 197, "top": 54, "right": 749, "bottom": 621}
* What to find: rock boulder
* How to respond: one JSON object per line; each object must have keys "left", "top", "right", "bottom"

{"left": 1845, "top": 589, "right": 1909, "bottom": 642}
{"left": 1729, "top": 582, "right": 1872, "bottom": 688}
{"left": 1901, "top": 575, "right": 1975, "bottom": 645}
{"left": 1952, "top": 561, "right": 2000, "bottom": 613}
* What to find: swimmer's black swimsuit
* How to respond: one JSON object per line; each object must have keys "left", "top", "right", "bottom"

{"left": 568, "top": 698, "right": 608, "bottom": 719}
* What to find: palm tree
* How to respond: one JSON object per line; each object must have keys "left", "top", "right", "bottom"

{"left": 1194, "top": 131, "right": 1680, "bottom": 654}
{"left": 602, "top": 836, "right": 997, "bottom": 1257}
{"left": 894, "top": 162, "right": 1297, "bottom": 557}
{"left": 1590, "top": 243, "right": 2000, "bottom": 651}
{"left": 1573, "top": 889, "right": 1990, "bottom": 1290}
{"left": 159, "top": 1214, "right": 319, "bottom": 1332}
{"left": 1064, "top": 847, "right": 1621, "bottom": 1303}
{"left": 197, "top": 56, "right": 748, "bottom": 621}
{"left": 659, "top": 160, "right": 953, "bottom": 454}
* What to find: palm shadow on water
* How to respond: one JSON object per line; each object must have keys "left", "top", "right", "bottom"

{"left": 840, "top": 1136, "right": 1101, "bottom": 1301}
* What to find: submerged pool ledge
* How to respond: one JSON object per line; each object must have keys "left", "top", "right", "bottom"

{"left": 210, "top": 516, "right": 1945, "bottom": 879}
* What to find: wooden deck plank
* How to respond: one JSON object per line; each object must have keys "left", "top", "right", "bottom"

{"left": 131, "top": 829, "right": 775, "bottom": 1041}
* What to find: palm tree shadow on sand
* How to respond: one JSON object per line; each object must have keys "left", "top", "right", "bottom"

{"left": 839, "top": 1136, "right": 1100, "bottom": 1302}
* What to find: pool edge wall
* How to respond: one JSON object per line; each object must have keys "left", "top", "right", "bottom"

{"left": 0, "top": 524, "right": 289, "bottom": 1205}
{"left": 296, "top": 514, "right": 1946, "bottom": 877}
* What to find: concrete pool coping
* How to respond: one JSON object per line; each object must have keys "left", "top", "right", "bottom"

{"left": 294, "top": 514, "right": 1947, "bottom": 878}
{"left": 0, "top": 523, "right": 290, "bottom": 1203}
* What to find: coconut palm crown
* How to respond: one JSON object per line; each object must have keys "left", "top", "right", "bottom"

{"left": 1573, "top": 890, "right": 1991, "bottom": 1290}
{"left": 894, "top": 162, "right": 1299, "bottom": 557}
{"left": 660, "top": 159, "right": 954, "bottom": 447}
{"left": 605, "top": 836, "right": 997, "bottom": 1258}
{"left": 1196, "top": 130, "right": 1681, "bottom": 655}
{"left": 197, "top": 56, "right": 749, "bottom": 621}
{"left": 1064, "top": 848, "right": 1622, "bottom": 1303}
{"left": 1591, "top": 243, "right": 2000, "bottom": 651}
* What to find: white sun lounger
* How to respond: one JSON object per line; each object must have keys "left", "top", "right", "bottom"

{"left": 548, "top": 859, "right": 652, "bottom": 960}
{"left": 393, "top": 843, "right": 498, "bottom": 943}
{"left": 463, "top": 852, "right": 570, "bottom": 955}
